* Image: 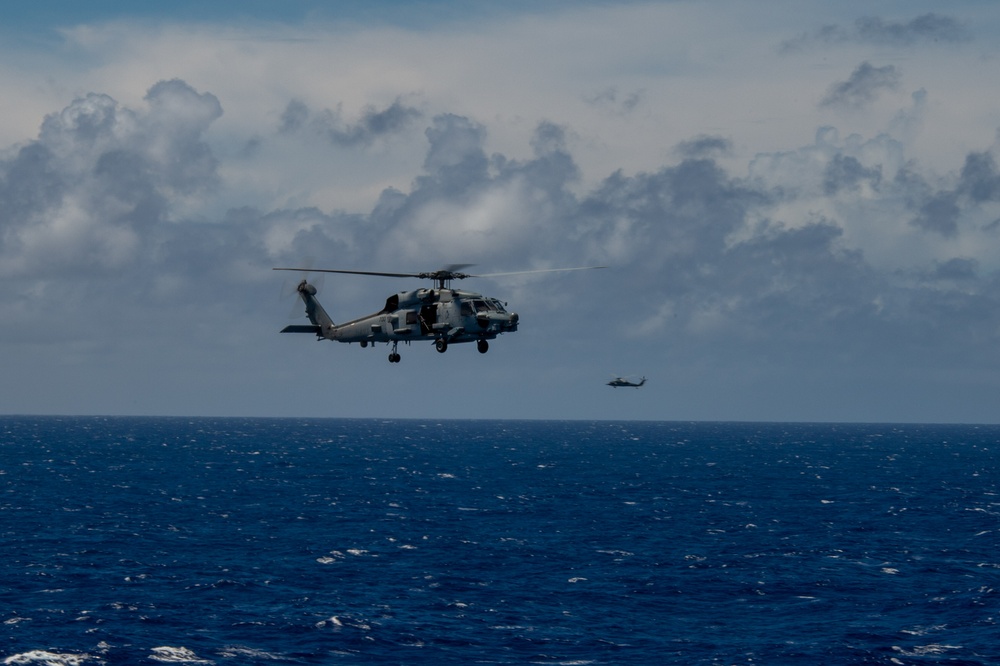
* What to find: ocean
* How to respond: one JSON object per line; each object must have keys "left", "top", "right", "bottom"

{"left": 1, "top": 417, "right": 998, "bottom": 665}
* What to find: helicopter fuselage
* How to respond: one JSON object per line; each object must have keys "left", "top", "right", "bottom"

{"left": 607, "top": 377, "right": 646, "bottom": 388}
{"left": 332, "top": 286, "right": 518, "bottom": 344}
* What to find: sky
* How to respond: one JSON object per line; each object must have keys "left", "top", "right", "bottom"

{"left": 2, "top": 1, "right": 1000, "bottom": 423}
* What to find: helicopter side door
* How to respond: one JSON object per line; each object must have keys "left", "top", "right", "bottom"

{"left": 419, "top": 304, "right": 437, "bottom": 335}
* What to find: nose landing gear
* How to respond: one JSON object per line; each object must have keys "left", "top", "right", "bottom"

{"left": 477, "top": 339, "right": 489, "bottom": 354}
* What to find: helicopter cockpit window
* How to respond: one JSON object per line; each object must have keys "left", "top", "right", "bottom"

{"left": 489, "top": 299, "right": 507, "bottom": 312}
{"left": 473, "top": 300, "right": 489, "bottom": 313}
{"left": 460, "top": 302, "right": 474, "bottom": 316}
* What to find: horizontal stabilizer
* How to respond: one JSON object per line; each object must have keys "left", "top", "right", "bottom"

{"left": 281, "top": 324, "right": 322, "bottom": 334}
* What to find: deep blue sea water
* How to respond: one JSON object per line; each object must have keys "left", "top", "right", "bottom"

{"left": 2, "top": 417, "right": 999, "bottom": 665}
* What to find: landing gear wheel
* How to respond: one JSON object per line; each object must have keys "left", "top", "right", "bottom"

{"left": 435, "top": 338, "right": 448, "bottom": 353}
{"left": 477, "top": 339, "right": 489, "bottom": 354}
{"left": 388, "top": 353, "right": 401, "bottom": 363}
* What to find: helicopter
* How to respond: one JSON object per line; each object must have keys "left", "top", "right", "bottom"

{"left": 607, "top": 376, "right": 646, "bottom": 388}
{"left": 274, "top": 264, "right": 604, "bottom": 363}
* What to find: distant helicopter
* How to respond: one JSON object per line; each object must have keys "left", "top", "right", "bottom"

{"left": 607, "top": 376, "right": 646, "bottom": 388}
{"left": 274, "top": 264, "right": 604, "bottom": 363}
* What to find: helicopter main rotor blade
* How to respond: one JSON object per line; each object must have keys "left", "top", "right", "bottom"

{"left": 273, "top": 267, "right": 422, "bottom": 279}
{"left": 273, "top": 264, "right": 605, "bottom": 281}
{"left": 273, "top": 265, "right": 479, "bottom": 280}
{"left": 467, "top": 266, "right": 606, "bottom": 278}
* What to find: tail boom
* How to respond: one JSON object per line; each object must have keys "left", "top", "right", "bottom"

{"left": 282, "top": 280, "right": 335, "bottom": 338}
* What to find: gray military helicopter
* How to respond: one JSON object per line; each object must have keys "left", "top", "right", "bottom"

{"left": 274, "top": 264, "right": 603, "bottom": 362}
{"left": 607, "top": 376, "right": 646, "bottom": 388}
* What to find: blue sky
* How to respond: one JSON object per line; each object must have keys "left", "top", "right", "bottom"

{"left": 1, "top": 1, "right": 564, "bottom": 32}
{"left": 4, "top": 1, "right": 367, "bottom": 23}
{"left": 3, "top": 1, "right": 1000, "bottom": 422}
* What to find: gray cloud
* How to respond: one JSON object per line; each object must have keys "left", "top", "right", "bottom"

{"left": 898, "top": 150, "right": 1000, "bottom": 238}
{"left": 959, "top": 151, "right": 1000, "bottom": 203}
{"left": 854, "top": 13, "right": 971, "bottom": 45}
{"left": 911, "top": 191, "right": 961, "bottom": 237}
{"left": 823, "top": 154, "right": 882, "bottom": 195}
{"left": 279, "top": 98, "right": 422, "bottom": 147}
{"left": 0, "top": 80, "right": 221, "bottom": 277}
{"left": 820, "top": 62, "right": 901, "bottom": 110}
{"left": 278, "top": 99, "right": 309, "bottom": 133}
{"left": 573, "top": 162, "right": 885, "bottom": 355}
{"left": 926, "top": 257, "right": 979, "bottom": 283}
{"left": 583, "top": 87, "right": 644, "bottom": 115}
{"left": 254, "top": 112, "right": 1000, "bottom": 365}
{"left": 8, "top": 81, "right": 996, "bottom": 337}
{"left": 5, "top": 78, "right": 1000, "bottom": 420}
{"left": 783, "top": 13, "right": 971, "bottom": 51}
{"left": 420, "top": 114, "right": 490, "bottom": 192}
{"left": 674, "top": 135, "right": 732, "bottom": 160}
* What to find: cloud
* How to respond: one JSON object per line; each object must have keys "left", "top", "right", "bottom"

{"left": 279, "top": 98, "right": 422, "bottom": 147}
{"left": 420, "top": 114, "right": 490, "bottom": 192}
{"left": 365, "top": 115, "right": 582, "bottom": 268}
{"left": 4, "top": 42, "right": 1000, "bottom": 420}
{"left": 910, "top": 191, "right": 961, "bottom": 237}
{"left": 959, "top": 151, "right": 1000, "bottom": 203}
{"left": 853, "top": 13, "right": 972, "bottom": 45}
{"left": 0, "top": 79, "right": 221, "bottom": 277}
{"left": 246, "top": 102, "right": 1000, "bottom": 359}
{"left": 782, "top": 13, "right": 971, "bottom": 51}
{"left": 820, "top": 62, "right": 902, "bottom": 110}
{"left": 583, "top": 87, "right": 645, "bottom": 115}
{"left": 925, "top": 257, "right": 978, "bottom": 283}
{"left": 674, "top": 135, "right": 733, "bottom": 160}
{"left": 823, "top": 154, "right": 881, "bottom": 195}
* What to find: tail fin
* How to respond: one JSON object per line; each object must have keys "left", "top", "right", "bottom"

{"left": 281, "top": 280, "right": 334, "bottom": 336}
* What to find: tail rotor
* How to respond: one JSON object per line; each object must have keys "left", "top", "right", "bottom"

{"left": 280, "top": 259, "right": 324, "bottom": 319}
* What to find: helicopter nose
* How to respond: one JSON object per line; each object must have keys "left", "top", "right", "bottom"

{"left": 507, "top": 312, "right": 519, "bottom": 330}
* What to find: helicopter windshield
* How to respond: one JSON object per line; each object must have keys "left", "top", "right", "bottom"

{"left": 462, "top": 299, "right": 507, "bottom": 316}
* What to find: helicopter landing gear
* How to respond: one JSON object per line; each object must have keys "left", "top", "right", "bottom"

{"left": 388, "top": 341, "right": 401, "bottom": 363}
{"left": 477, "top": 339, "right": 489, "bottom": 354}
{"left": 435, "top": 338, "right": 448, "bottom": 353}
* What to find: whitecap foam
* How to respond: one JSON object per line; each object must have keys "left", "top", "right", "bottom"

{"left": 148, "top": 647, "right": 213, "bottom": 664}
{"left": 891, "top": 644, "right": 962, "bottom": 657}
{"left": 2, "top": 652, "right": 95, "bottom": 666}
{"left": 216, "top": 647, "right": 283, "bottom": 660}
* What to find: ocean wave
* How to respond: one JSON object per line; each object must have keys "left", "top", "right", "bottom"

{"left": 2, "top": 652, "right": 98, "bottom": 666}
{"left": 5, "top": 417, "right": 1000, "bottom": 664}
{"left": 148, "top": 647, "right": 213, "bottom": 664}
